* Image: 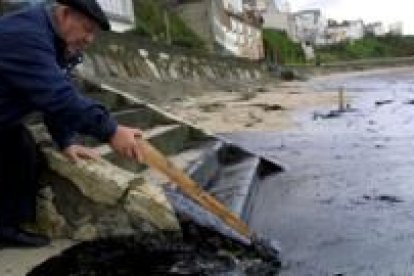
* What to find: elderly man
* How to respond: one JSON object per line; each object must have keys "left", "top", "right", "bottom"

{"left": 0, "top": 0, "right": 143, "bottom": 247}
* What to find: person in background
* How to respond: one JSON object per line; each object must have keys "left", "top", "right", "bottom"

{"left": 0, "top": 0, "right": 143, "bottom": 247}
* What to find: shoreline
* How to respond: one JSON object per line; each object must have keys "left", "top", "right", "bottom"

{"left": 163, "top": 65, "right": 414, "bottom": 134}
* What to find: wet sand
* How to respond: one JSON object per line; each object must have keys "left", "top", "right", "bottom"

{"left": 222, "top": 66, "right": 414, "bottom": 275}
{"left": 163, "top": 81, "right": 339, "bottom": 133}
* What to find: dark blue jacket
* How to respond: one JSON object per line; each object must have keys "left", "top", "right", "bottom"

{"left": 0, "top": 5, "right": 117, "bottom": 149}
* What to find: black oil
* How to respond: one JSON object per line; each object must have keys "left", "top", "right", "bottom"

{"left": 222, "top": 68, "right": 414, "bottom": 275}
{"left": 29, "top": 220, "right": 280, "bottom": 276}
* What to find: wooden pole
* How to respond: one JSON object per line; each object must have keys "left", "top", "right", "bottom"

{"left": 339, "top": 86, "right": 345, "bottom": 112}
{"left": 136, "top": 138, "right": 251, "bottom": 237}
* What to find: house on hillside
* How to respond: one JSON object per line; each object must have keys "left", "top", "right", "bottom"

{"left": 0, "top": 0, "right": 135, "bottom": 32}
{"left": 261, "top": 0, "right": 296, "bottom": 41}
{"left": 365, "top": 22, "right": 386, "bottom": 37}
{"left": 176, "top": 0, "right": 264, "bottom": 60}
{"left": 318, "top": 19, "right": 364, "bottom": 45}
{"left": 243, "top": 0, "right": 268, "bottom": 12}
{"left": 294, "top": 9, "right": 326, "bottom": 44}
{"left": 389, "top": 21, "right": 403, "bottom": 35}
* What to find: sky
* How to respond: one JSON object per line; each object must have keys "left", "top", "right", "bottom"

{"left": 285, "top": 0, "right": 413, "bottom": 34}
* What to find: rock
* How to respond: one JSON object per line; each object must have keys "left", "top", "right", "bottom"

{"left": 72, "top": 224, "right": 98, "bottom": 241}
{"left": 36, "top": 187, "right": 69, "bottom": 238}
{"left": 124, "top": 183, "right": 180, "bottom": 231}
{"left": 43, "top": 148, "right": 141, "bottom": 206}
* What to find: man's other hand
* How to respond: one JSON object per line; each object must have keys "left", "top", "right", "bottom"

{"left": 63, "top": 144, "right": 100, "bottom": 163}
{"left": 109, "top": 125, "right": 144, "bottom": 162}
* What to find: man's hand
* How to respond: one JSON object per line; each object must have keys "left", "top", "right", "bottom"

{"left": 109, "top": 125, "right": 144, "bottom": 162}
{"left": 63, "top": 144, "right": 100, "bottom": 163}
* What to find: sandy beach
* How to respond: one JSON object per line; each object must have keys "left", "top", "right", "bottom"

{"left": 162, "top": 80, "right": 339, "bottom": 133}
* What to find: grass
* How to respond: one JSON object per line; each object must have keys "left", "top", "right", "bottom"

{"left": 316, "top": 34, "right": 414, "bottom": 63}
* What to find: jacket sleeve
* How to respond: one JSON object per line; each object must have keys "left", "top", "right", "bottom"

{"left": 0, "top": 32, "right": 117, "bottom": 149}
{"left": 43, "top": 114, "right": 76, "bottom": 150}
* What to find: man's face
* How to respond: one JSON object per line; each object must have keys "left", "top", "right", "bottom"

{"left": 57, "top": 7, "right": 99, "bottom": 53}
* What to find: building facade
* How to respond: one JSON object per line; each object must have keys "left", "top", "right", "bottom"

{"left": 177, "top": 0, "right": 264, "bottom": 60}
{"left": 261, "top": 0, "right": 296, "bottom": 41}
{"left": 317, "top": 19, "right": 364, "bottom": 45}
{"left": 365, "top": 22, "right": 386, "bottom": 36}
{"left": 294, "top": 9, "right": 325, "bottom": 44}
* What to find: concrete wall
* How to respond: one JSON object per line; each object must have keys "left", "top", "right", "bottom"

{"left": 79, "top": 32, "right": 266, "bottom": 84}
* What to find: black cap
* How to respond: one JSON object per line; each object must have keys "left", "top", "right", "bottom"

{"left": 56, "top": 0, "right": 111, "bottom": 31}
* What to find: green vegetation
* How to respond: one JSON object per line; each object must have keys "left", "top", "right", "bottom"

{"left": 130, "top": 0, "right": 205, "bottom": 50}
{"left": 316, "top": 34, "right": 414, "bottom": 63}
{"left": 262, "top": 29, "right": 305, "bottom": 65}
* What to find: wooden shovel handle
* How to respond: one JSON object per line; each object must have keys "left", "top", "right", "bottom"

{"left": 136, "top": 138, "right": 251, "bottom": 237}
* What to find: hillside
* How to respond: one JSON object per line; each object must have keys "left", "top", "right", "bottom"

{"left": 316, "top": 34, "right": 414, "bottom": 63}
{"left": 130, "top": 0, "right": 205, "bottom": 50}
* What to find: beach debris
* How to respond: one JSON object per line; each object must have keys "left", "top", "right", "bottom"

{"left": 199, "top": 102, "right": 225, "bottom": 113}
{"left": 375, "top": 100, "right": 394, "bottom": 106}
{"left": 251, "top": 103, "right": 286, "bottom": 111}
{"left": 362, "top": 194, "right": 404, "bottom": 204}
{"left": 404, "top": 99, "right": 414, "bottom": 105}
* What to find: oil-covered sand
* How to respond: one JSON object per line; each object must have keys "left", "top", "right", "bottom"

{"left": 222, "top": 66, "right": 414, "bottom": 275}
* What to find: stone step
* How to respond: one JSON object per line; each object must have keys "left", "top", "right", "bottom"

{"left": 98, "top": 124, "right": 193, "bottom": 173}
{"left": 82, "top": 82, "right": 139, "bottom": 112}
{"left": 112, "top": 107, "right": 176, "bottom": 130}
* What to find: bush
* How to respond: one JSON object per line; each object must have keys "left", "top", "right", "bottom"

{"left": 263, "top": 29, "right": 305, "bottom": 65}
{"left": 132, "top": 0, "right": 205, "bottom": 50}
{"left": 315, "top": 34, "right": 414, "bottom": 62}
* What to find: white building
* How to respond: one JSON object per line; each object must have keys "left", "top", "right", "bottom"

{"left": 389, "top": 21, "right": 403, "bottom": 35}
{"left": 223, "top": 0, "right": 244, "bottom": 14}
{"left": 365, "top": 22, "right": 386, "bottom": 37}
{"left": 294, "top": 9, "right": 326, "bottom": 44}
{"left": 261, "top": 0, "right": 296, "bottom": 41}
{"left": 97, "top": 0, "right": 135, "bottom": 32}
{"left": 243, "top": 0, "right": 268, "bottom": 12}
{"left": 316, "top": 19, "right": 364, "bottom": 45}
{"left": 212, "top": 0, "right": 264, "bottom": 60}
{"left": 277, "top": 0, "right": 291, "bottom": 13}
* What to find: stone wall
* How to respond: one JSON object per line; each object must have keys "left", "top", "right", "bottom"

{"left": 78, "top": 32, "right": 267, "bottom": 84}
